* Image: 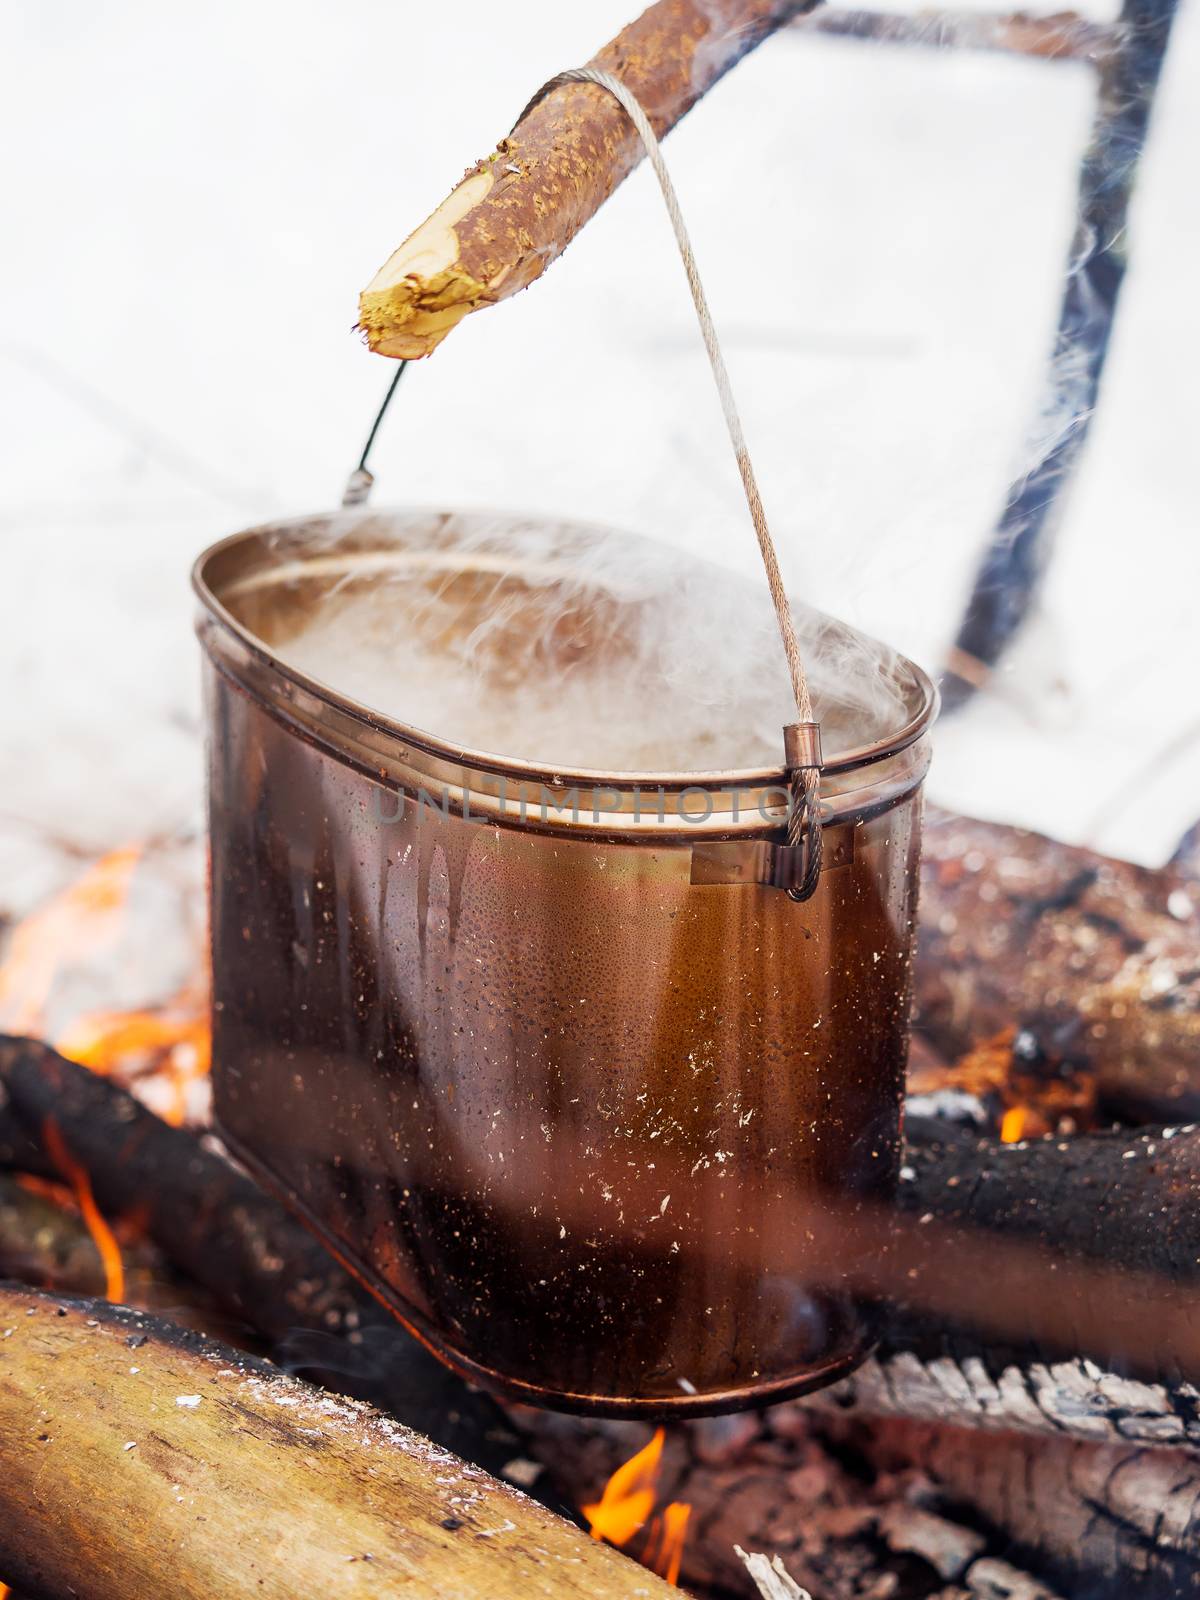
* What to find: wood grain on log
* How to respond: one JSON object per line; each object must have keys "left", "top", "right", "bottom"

{"left": 359, "top": 0, "right": 814, "bottom": 358}
{"left": 853, "top": 1416, "right": 1200, "bottom": 1596}
{"left": 0, "top": 1285, "right": 674, "bottom": 1600}
{"left": 917, "top": 807, "right": 1200, "bottom": 1119}
{"left": 816, "top": 1349, "right": 1200, "bottom": 1450}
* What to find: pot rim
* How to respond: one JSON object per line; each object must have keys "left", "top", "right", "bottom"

{"left": 192, "top": 506, "right": 939, "bottom": 791}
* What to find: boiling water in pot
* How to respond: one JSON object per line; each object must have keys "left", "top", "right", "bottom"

{"left": 254, "top": 512, "right": 910, "bottom": 773}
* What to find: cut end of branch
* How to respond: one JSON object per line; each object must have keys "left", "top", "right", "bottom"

{"left": 358, "top": 166, "right": 500, "bottom": 359}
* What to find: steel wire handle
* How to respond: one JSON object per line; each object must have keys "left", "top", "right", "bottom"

{"left": 347, "top": 65, "right": 824, "bottom": 899}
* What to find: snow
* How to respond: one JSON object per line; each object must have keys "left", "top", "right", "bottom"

{"left": 2, "top": 0, "right": 1199, "bottom": 918}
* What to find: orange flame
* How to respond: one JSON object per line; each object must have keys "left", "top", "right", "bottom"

{"left": 56, "top": 1000, "right": 210, "bottom": 1125}
{"left": 1000, "top": 1105, "right": 1029, "bottom": 1143}
{"left": 648, "top": 1501, "right": 691, "bottom": 1586}
{"left": 42, "top": 1116, "right": 125, "bottom": 1304}
{"left": 0, "top": 845, "right": 142, "bottom": 1034}
{"left": 582, "top": 1428, "right": 690, "bottom": 1586}
{"left": 583, "top": 1427, "right": 664, "bottom": 1547}
{"left": 0, "top": 847, "right": 211, "bottom": 1124}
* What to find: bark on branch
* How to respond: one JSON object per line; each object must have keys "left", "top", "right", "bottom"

{"left": 358, "top": 0, "right": 814, "bottom": 358}
{"left": 0, "top": 1284, "right": 675, "bottom": 1600}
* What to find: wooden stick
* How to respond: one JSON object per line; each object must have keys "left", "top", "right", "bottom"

{"left": 358, "top": 0, "right": 814, "bottom": 358}
{"left": 0, "top": 1285, "right": 674, "bottom": 1600}
{"left": 1172, "top": 814, "right": 1200, "bottom": 881}
{"left": 794, "top": 7, "right": 1121, "bottom": 65}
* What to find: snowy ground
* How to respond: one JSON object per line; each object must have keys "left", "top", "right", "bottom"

{"left": 2, "top": 0, "right": 1198, "bottom": 918}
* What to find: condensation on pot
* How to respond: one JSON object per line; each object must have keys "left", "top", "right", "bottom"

{"left": 193, "top": 507, "right": 937, "bottom": 1418}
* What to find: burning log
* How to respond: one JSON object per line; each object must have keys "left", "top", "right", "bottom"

{"left": 0, "top": 1285, "right": 676, "bottom": 1600}
{"left": 358, "top": 0, "right": 815, "bottom": 358}
{"left": 917, "top": 807, "right": 1200, "bottom": 1120}
{"left": 0, "top": 1035, "right": 369, "bottom": 1343}
{"left": 0, "top": 1035, "right": 522, "bottom": 1480}
{"left": 525, "top": 1405, "right": 1093, "bottom": 1599}
{"left": 7, "top": 1036, "right": 1200, "bottom": 1438}
{"left": 887, "top": 1116, "right": 1200, "bottom": 1389}
{"left": 899, "top": 1116, "right": 1200, "bottom": 1302}
{"left": 807, "top": 1115, "right": 1200, "bottom": 1445}
{"left": 883, "top": 1116, "right": 1200, "bottom": 1392}
{"left": 850, "top": 1415, "right": 1200, "bottom": 1596}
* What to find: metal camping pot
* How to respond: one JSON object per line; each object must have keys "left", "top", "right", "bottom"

{"left": 195, "top": 507, "right": 936, "bottom": 1417}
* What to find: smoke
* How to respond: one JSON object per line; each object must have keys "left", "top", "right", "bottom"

{"left": 225, "top": 509, "right": 923, "bottom": 775}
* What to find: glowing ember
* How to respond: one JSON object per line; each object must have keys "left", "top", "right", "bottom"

{"left": 1000, "top": 1105, "right": 1029, "bottom": 1143}
{"left": 42, "top": 1116, "right": 126, "bottom": 1303}
{"left": 582, "top": 1428, "right": 691, "bottom": 1586}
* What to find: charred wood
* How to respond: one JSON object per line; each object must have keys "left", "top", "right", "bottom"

{"left": 0, "top": 1035, "right": 524, "bottom": 1482}
{"left": 917, "top": 808, "right": 1200, "bottom": 1120}
{"left": 888, "top": 1116, "right": 1200, "bottom": 1387}
{"left": 850, "top": 1415, "right": 1200, "bottom": 1598}
{"left": 0, "top": 1172, "right": 107, "bottom": 1297}
{"left": 8, "top": 1037, "right": 1200, "bottom": 1435}
{"left": 817, "top": 1344, "right": 1200, "bottom": 1453}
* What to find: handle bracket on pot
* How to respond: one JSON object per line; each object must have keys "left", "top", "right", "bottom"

{"left": 781, "top": 721, "right": 824, "bottom": 903}
{"left": 689, "top": 822, "right": 850, "bottom": 891}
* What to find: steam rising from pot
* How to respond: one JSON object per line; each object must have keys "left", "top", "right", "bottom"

{"left": 235, "top": 510, "right": 921, "bottom": 774}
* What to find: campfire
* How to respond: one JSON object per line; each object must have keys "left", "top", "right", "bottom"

{"left": 2, "top": 0, "right": 1193, "bottom": 1596}
{"left": 2, "top": 800, "right": 1199, "bottom": 1599}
